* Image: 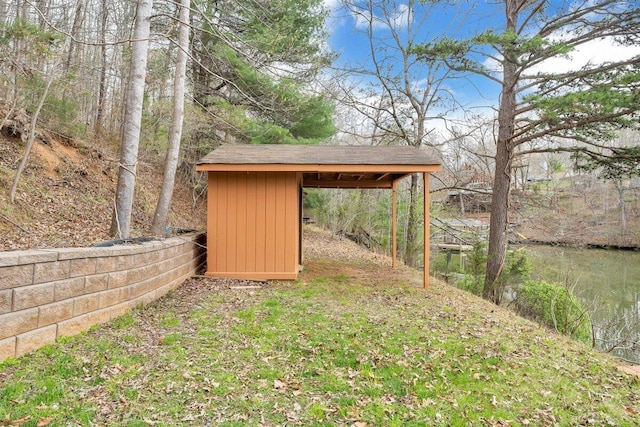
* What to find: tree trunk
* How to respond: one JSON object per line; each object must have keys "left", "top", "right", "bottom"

{"left": 0, "top": 2, "right": 9, "bottom": 28}
{"left": 10, "top": 74, "right": 54, "bottom": 203}
{"left": 484, "top": 134, "right": 512, "bottom": 303}
{"left": 12, "top": 1, "right": 29, "bottom": 104}
{"left": 110, "top": 0, "right": 153, "bottom": 239}
{"left": 404, "top": 173, "right": 420, "bottom": 267}
{"left": 614, "top": 179, "right": 627, "bottom": 237}
{"left": 151, "top": 0, "right": 190, "bottom": 235}
{"left": 36, "top": 0, "right": 47, "bottom": 30}
{"left": 483, "top": 0, "right": 518, "bottom": 304}
{"left": 95, "top": 0, "right": 108, "bottom": 136}
{"left": 63, "top": 0, "right": 85, "bottom": 72}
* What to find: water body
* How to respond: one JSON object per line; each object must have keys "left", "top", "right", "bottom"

{"left": 526, "top": 245, "right": 640, "bottom": 364}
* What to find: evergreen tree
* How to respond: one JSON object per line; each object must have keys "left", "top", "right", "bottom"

{"left": 190, "top": 0, "right": 335, "bottom": 146}
{"left": 411, "top": 0, "right": 640, "bottom": 303}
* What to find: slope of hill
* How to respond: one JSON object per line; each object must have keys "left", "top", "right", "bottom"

{"left": 0, "top": 129, "right": 206, "bottom": 251}
{"left": 3, "top": 120, "right": 638, "bottom": 253}
{"left": 511, "top": 181, "right": 640, "bottom": 248}
{"left": 1, "top": 225, "right": 638, "bottom": 425}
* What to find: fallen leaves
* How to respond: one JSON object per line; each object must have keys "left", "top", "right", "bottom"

{"left": 1, "top": 228, "right": 639, "bottom": 426}
{"left": 1, "top": 416, "right": 53, "bottom": 427}
{"left": 2, "top": 416, "right": 29, "bottom": 427}
{"left": 0, "top": 133, "right": 206, "bottom": 251}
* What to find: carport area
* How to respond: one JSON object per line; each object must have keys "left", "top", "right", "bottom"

{"left": 195, "top": 144, "right": 441, "bottom": 288}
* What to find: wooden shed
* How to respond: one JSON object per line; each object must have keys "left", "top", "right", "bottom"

{"left": 195, "top": 144, "right": 441, "bottom": 287}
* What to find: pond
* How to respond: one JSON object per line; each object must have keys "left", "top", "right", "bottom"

{"left": 526, "top": 245, "right": 640, "bottom": 364}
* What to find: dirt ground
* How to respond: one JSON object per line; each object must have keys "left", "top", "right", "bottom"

{"left": 301, "top": 226, "right": 425, "bottom": 287}
{"left": 0, "top": 130, "right": 206, "bottom": 251}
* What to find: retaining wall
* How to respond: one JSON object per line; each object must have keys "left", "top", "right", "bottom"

{"left": 0, "top": 233, "right": 206, "bottom": 362}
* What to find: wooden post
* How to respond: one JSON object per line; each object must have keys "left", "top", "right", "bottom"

{"left": 392, "top": 183, "right": 397, "bottom": 269}
{"left": 423, "top": 173, "right": 430, "bottom": 289}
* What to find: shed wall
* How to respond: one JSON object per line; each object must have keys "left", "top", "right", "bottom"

{"left": 206, "top": 171, "right": 300, "bottom": 279}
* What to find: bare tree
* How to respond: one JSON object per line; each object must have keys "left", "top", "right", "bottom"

{"left": 10, "top": 71, "right": 55, "bottom": 203}
{"left": 333, "top": 0, "right": 453, "bottom": 266}
{"left": 94, "top": 0, "right": 108, "bottom": 136}
{"left": 110, "top": 0, "right": 153, "bottom": 239}
{"left": 151, "top": 0, "right": 190, "bottom": 235}
{"left": 574, "top": 129, "right": 640, "bottom": 240}
{"left": 62, "top": 0, "right": 85, "bottom": 72}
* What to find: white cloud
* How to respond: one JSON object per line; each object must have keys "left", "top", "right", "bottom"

{"left": 390, "top": 4, "right": 413, "bottom": 30}
{"left": 532, "top": 37, "right": 640, "bottom": 75}
{"left": 323, "top": 0, "right": 341, "bottom": 10}
{"left": 351, "top": 6, "right": 386, "bottom": 30}
{"left": 482, "top": 56, "right": 502, "bottom": 74}
{"left": 480, "top": 36, "right": 639, "bottom": 83}
{"left": 351, "top": 2, "right": 413, "bottom": 31}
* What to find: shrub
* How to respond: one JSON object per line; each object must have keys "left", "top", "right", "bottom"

{"left": 453, "top": 241, "right": 530, "bottom": 299}
{"left": 457, "top": 238, "right": 487, "bottom": 295}
{"left": 513, "top": 280, "right": 592, "bottom": 344}
{"left": 457, "top": 274, "right": 484, "bottom": 295}
{"left": 503, "top": 248, "right": 532, "bottom": 285}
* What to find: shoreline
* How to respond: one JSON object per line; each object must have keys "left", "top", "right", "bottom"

{"left": 509, "top": 238, "right": 640, "bottom": 252}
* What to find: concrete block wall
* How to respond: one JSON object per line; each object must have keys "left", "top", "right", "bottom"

{"left": 0, "top": 233, "right": 206, "bottom": 362}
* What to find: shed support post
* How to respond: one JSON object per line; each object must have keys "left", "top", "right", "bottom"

{"left": 423, "top": 173, "right": 430, "bottom": 289}
{"left": 392, "top": 184, "right": 397, "bottom": 269}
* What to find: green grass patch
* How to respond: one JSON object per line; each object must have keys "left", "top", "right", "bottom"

{"left": 159, "top": 310, "right": 181, "bottom": 328}
{"left": 0, "top": 278, "right": 637, "bottom": 426}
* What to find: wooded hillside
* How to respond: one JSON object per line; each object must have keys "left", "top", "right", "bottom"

{"left": 0, "top": 127, "right": 205, "bottom": 251}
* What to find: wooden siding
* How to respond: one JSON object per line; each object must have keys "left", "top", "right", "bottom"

{"left": 206, "top": 171, "right": 300, "bottom": 280}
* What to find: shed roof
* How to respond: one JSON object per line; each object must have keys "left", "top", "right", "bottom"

{"left": 196, "top": 144, "right": 441, "bottom": 189}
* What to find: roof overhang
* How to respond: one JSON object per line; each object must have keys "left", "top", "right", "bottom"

{"left": 195, "top": 144, "right": 441, "bottom": 189}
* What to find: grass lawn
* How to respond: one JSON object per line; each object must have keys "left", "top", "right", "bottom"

{"left": 1, "top": 228, "right": 638, "bottom": 426}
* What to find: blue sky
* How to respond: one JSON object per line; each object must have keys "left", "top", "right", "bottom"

{"left": 321, "top": 0, "right": 640, "bottom": 117}
{"left": 321, "top": 0, "right": 507, "bottom": 128}
{"left": 325, "top": 0, "right": 500, "bottom": 61}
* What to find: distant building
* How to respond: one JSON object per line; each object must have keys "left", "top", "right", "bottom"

{"left": 445, "top": 182, "right": 493, "bottom": 214}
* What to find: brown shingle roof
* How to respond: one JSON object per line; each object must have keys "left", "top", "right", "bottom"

{"left": 197, "top": 144, "right": 440, "bottom": 166}
{"left": 196, "top": 144, "right": 441, "bottom": 189}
